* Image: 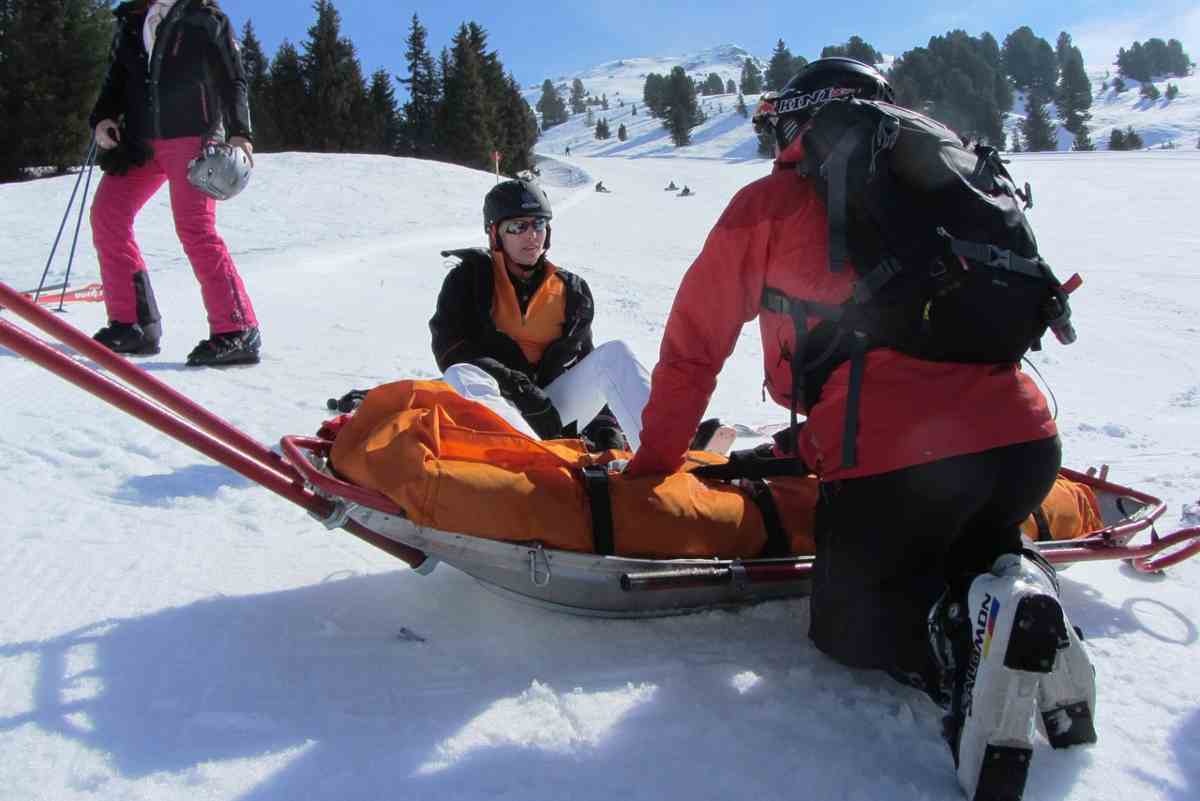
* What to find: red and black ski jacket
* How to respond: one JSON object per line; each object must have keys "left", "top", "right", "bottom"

{"left": 90, "top": 0, "right": 252, "bottom": 144}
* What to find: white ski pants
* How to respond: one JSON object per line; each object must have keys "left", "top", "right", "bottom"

{"left": 442, "top": 340, "right": 651, "bottom": 450}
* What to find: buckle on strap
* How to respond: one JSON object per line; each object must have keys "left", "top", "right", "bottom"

{"left": 937, "top": 228, "right": 1046, "bottom": 280}
{"left": 761, "top": 287, "right": 843, "bottom": 322}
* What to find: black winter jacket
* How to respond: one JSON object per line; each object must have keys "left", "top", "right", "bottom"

{"left": 431, "top": 248, "right": 623, "bottom": 446}
{"left": 90, "top": 0, "right": 252, "bottom": 144}
{"left": 431, "top": 248, "right": 595, "bottom": 390}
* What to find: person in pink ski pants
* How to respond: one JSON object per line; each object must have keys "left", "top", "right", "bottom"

{"left": 89, "top": 0, "right": 260, "bottom": 366}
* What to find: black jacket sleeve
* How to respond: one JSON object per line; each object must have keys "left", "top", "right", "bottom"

{"left": 89, "top": 26, "right": 127, "bottom": 129}
{"left": 213, "top": 10, "right": 252, "bottom": 140}
{"left": 430, "top": 260, "right": 487, "bottom": 372}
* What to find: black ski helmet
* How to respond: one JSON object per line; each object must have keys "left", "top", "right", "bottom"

{"left": 483, "top": 179, "right": 553, "bottom": 229}
{"left": 754, "top": 57, "right": 894, "bottom": 151}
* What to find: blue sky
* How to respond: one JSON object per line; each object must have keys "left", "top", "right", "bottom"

{"left": 219, "top": 0, "right": 1199, "bottom": 93}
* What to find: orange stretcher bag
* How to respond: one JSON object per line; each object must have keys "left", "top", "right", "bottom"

{"left": 329, "top": 380, "right": 1099, "bottom": 559}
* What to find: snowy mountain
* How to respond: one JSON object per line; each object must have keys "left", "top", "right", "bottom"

{"left": 2, "top": 63, "right": 1200, "bottom": 801}
{"left": 531, "top": 43, "right": 1200, "bottom": 156}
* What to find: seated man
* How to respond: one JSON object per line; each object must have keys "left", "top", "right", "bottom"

{"left": 431, "top": 179, "right": 650, "bottom": 451}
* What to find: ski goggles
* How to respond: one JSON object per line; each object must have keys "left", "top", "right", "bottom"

{"left": 500, "top": 218, "right": 549, "bottom": 235}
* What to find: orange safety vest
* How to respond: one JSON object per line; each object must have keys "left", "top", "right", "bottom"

{"left": 489, "top": 251, "right": 567, "bottom": 366}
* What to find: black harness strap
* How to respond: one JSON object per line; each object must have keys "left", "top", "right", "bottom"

{"left": 581, "top": 465, "right": 615, "bottom": 555}
{"left": 840, "top": 333, "right": 868, "bottom": 469}
{"left": 819, "top": 129, "right": 865, "bottom": 274}
{"left": 1031, "top": 506, "right": 1053, "bottom": 542}
{"left": 745, "top": 479, "right": 791, "bottom": 557}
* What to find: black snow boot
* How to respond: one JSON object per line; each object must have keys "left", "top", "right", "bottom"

{"left": 186, "top": 327, "right": 261, "bottom": 367}
{"left": 94, "top": 272, "right": 163, "bottom": 355}
{"left": 93, "top": 320, "right": 161, "bottom": 355}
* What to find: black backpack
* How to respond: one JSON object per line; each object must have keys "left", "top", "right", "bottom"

{"left": 762, "top": 99, "right": 1079, "bottom": 468}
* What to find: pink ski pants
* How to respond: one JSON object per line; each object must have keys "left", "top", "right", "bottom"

{"left": 91, "top": 136, "right": 257, "bottom": 334}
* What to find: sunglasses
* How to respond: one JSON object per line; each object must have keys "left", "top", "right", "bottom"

{"left": 501, "top": 218, "right": 549, "bottom": 235}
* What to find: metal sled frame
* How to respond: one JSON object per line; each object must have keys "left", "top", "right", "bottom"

{"left": 4, "top": 279, "right": 1200, "bottom": 618}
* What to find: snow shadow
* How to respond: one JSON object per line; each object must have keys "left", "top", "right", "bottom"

{"left": 113, "top": 462, "right": 256, "bottom": 505}
{"left": 0, "top": 569, "right": 978, "bottom": 801}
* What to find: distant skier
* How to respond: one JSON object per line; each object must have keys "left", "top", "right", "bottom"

{"left": 565, "top": 145, "right": 571, "bottom": 156}
{"left": 664, "top": 181, "right": 678, "bottom": 191}
{"left": 677, "top": 185, "right": 693, "bottom": 196}
{"left": 595, "top": 181, "right": 610, "bottom": 193}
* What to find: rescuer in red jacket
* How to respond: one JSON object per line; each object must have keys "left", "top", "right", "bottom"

{"left": 624, "top": 58, "right": 1094, "bottom": 801}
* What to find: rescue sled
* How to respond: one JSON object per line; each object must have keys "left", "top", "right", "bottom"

{"left": 4, "top": 279, "right": 1199, "bottom": 618}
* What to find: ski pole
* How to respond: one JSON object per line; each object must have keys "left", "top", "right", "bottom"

{"left": 56, "top": 140, "right": 99, "bottom": 312}
{"left": 33, "top": 135, "right": 98, "bottom": 305}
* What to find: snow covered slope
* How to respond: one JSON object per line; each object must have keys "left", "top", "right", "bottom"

{"left": 1, "top": 138, "right": 1198, "bottom": 800}
{"left": 530, "top": 43, "right": 1200, "bottom": 156}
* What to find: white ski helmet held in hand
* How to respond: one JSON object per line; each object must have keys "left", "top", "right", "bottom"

{"left": 187, "top": 141, "right": 252, "bottom": 201}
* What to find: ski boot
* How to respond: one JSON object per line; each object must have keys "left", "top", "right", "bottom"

{"left": 94, "top": 272, "right": 162, "bottom": 356}
{"left": 186, "top": 327, "right": 261, "bottom": 367}
{"left": 1021, "top": 551, "right": 1097, "bottom": 748}
{"left": 93, "top": 320, "right": 161, "bottom": 355}
{"left": 933, "top": 552, "right": 1071, "bottom": 801}
{"left": 691, "top": 418, "right": 737, "bottom": 456}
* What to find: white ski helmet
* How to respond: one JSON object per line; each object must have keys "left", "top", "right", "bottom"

{"left": 187, "top": 141, "right": 252, "bottom": 201}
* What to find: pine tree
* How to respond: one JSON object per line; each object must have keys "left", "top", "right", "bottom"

{"left": 436, "top": 23, "right": 493, "bottom": 169}
{"left": 267, "top": 41, "right": 306, "bottom": 150}
{"left": 890, "top": 30, "right": 1010, "bottom": 145}
{"left": 0, "top": 0, "right": 111, "bottom": 180}
{"left": 300, "top": 0, "right": 369, "bottom": 152}
{"left": 735, "top": 92, "right": 748, "bottom": 117}
{"left": 536, "top": 79, "right": 567, "bottom": 129}
{"left": 398, "top": 13, "right": 440, "bottom": 158}
{"left": 617, "top": 123, "right": 627, "bottom": 141}
{"left": 1021, "top": 90, "right": 1057, "bottom": 151}
{"left": 701, "top": 73, "right": 724, "bottom": 96}
{"left": 1124, "top": 126, "right": 1143, "bottom": 149}
{"left": 240, "top": 21, "right": 278, "bottom": 152}
{"left": 663, "top": 66, "right": 701, "bottom": 147}
{"left": 765, "top": 40, "right": 798, "bottom": 91}
{"left": 1008, "top": 129, "right": 1023, "bottom": 153}
{"left": 820, "top": 35, "right": 882, "bottom": 64}
{"left": 495, "top": 73, "right": 538, "bottom": 174}
{"left": 595, "top": 117, "right": 610, "bottom": 140}
{"left": 1107, "top": 128, "right": 1126, "bottom": 150}
{"left": 569, "top": 78, "right": 586, "bottom": 114}
{"left": 726, "top": 78, "right": 736, "bottom": 94}
{"left": 739, "top": 58, "right": 763, "bottom": 94}
{"left": 365, "top": 68, "right": 400, "bottom": 154}
{"left": 642, "top": 73, "right": 668, "bottom": 117}
{"left": 1056, "top": 48, "right": 1092, "bottom": 134}
{"left": 1002, "top": 27, "right": 1058, "bottom": 93}
{"left": 1072, "top": 124, "right": 1095, "bottom": 151}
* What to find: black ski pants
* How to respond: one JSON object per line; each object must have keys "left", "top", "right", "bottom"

{"left": 808, "top": 435, "right": 1061, "bottom": 678}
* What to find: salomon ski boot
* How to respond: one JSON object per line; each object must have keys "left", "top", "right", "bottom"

{"left": 186, "top": 327, "right": 261, "bottom": 367}
{"left": 1021, "top": 551, "right": 1097, "bottom": 748}
{"left": 937, "top": 552, "right": 1071, "bottom": 801}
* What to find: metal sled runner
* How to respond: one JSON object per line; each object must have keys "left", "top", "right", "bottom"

{"left": 4, "top": 279, "right": 1200, "bottom": 618}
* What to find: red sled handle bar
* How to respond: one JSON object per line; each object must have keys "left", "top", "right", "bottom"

{"left": 0, "top": 281, "right": 427, "bottom": 570}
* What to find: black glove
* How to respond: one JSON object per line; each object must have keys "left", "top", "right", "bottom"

{"left": 582, "top": 409, "right": 627, "bottom": 452}
{"left": 96, "top": 136, "right": 153, "bottom": 176}
{"left": 326, "top": 388, "right": 368, "bottom": 413}
{"left": 499, "top": 371, "right": 563, "bottom": 439}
